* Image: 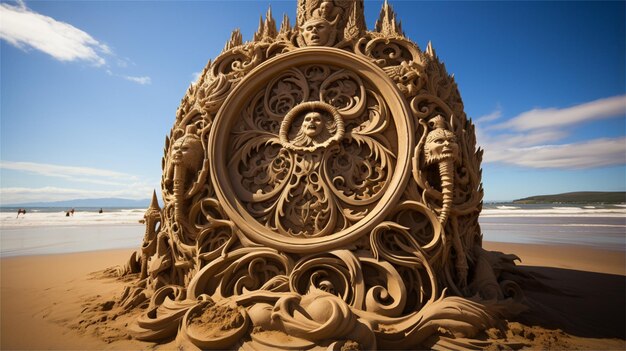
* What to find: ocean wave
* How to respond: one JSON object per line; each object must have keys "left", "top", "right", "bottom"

{"left": 481, "top": 207, "right": 626, "bottom": 217}
{"left": 480, "top": 222, "right": 625, "bottom": 228}
{"left": 496, "top": 205, "right": 520, "bottom": 210}
{"left": 1, "top": 210, "right": 144, "bottom": 228}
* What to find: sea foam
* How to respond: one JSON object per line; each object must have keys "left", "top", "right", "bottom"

{"left": 1, "top": 209, "right": 145, "bottom": 228}
{"left": 481, "top": 205, "right": 626, "bottom": 217}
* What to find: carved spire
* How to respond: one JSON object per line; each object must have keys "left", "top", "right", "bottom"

{"left": 276, "top": 13, "right": 292, "bottom": 41}
{"left": 426, "top": 40, "right": 437, "bottom": 58}
{"left": 279, "top": 13, "right": 291, "bottom": 34}
{"left": 145, "top": 189, "right": 161, "bottom": 217}
{"left": 425, "top": 40, "right": 451, "bottom": 79}
{"left": 223, "top": 28, "right": 242, "bottom": 52}
{"left": 263, "top": 7, "right": 277, "bottom": 39}
{"left": 254, "top": 6, "right": 277, "bottom": 42}
{"left": 375, "top": 0, "right": 404, "bottom": 37}
{"left": 149, "top": 190, "right": 160, "bottom": 210}
{"left": 253, "top": 16, "right": 263, "bottom": 42}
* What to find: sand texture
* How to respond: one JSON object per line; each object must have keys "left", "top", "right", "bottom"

{"left": 1, "top": 243, "right": 624, "bottom": 350}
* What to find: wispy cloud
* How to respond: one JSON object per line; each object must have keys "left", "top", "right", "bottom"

{"left": 490, "top": 95, "right": 626, "bottom": 131}
{"left": 0, "top": 161, "right": 138, "bottom": 186}
{"left": 0, "top": 2, "right": 109, "bottom": 66}
{"left": 483, "top": 137, "right": 626, "bottom": 169}
{"left": 0, "top": 2, "right": 150, "bottom": 85}
{"left": 0, "top": 161, "right": 158, "bottom": 204}
{"left": 475, "top": 105, "right": 502, "bottom": 124}
{"left": 477, "top": 95, "right": 626, "bottom": 169}
{"left": 122, "top": 75, "right": 151, "bottom": 85}
{"left": 191, "top": 71, "right": 202, "bottom": 84}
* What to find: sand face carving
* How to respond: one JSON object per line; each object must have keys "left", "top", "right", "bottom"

{"left": 118, "top": 1, "right": 526, "bottom": 349}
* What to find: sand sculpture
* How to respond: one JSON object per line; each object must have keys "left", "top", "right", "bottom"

{"left": 119, "top": 0, "right": 526, "bottom": 349}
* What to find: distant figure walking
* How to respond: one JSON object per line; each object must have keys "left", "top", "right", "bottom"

{"left": 99, "top": 208, "right": 103, "bottom": 214}
{"left": 16, "top": 208, "right": 26, "bottom": 218}
{"left": 66, "top": 211, "right": 70, "bottom": 217}
{"left": 70, "top": 208, "right": 75, "bottom": 216}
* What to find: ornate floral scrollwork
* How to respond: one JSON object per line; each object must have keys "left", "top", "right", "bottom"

{"left": 229, "top": 85, "right": 386, "bottom": 239}
{"left": 187, "top": 247, "right": 292, "bottom": 300}
{"left": 370, "top": 221, "right": 438, "bottom": 307}
{"left": 289, "top": 250, "right": 364, "bottom": 308}
{"left": 359, "top": 254, "right": 407, "bottom": 317}
{"left": 209, "top": 47, "right": 412, "bottom": 253}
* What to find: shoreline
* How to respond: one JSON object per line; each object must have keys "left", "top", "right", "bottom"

{"left": 0, "top": 222, "right": 145, "bottom": 230}
{"left": 2, "top": 214, "right": 624, "bottom": 258}
{"left": 1, "top": 224, "right": 144, "bottom": 258}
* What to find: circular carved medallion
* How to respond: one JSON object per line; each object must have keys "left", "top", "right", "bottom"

{"left": 210, "top": 47, "right": 413, "bottom": 253}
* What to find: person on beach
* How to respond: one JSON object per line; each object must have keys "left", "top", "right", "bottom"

{"left": 99, "top": 208, "right": 103, "bottom": 214}
{"left": 16, "top": 208, "right": 26, "bottom": 218}
{"left": 70, "top": 208, "right": 75, "bottom": 216}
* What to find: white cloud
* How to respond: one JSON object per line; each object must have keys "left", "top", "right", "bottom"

{"left": 122, "top": 75, "right": 151, "bottom": 85}
{"left": 483, "top": 137, "right": 626, "bottom": 169}
{"left": 0, "top": 2, "right": 151, "bottom": 85}
{"left": 491, "top": 95, "right": 626, "bottom": 131}
{"left": 15, "top": 0, "right": 26, "bottom": 10}
{"left": 0, "top": 161, "right": 150, "bottom": 188}
{"left": 0, "top": 161, "right": 137, "bottom": 182}
{"left": 0, "top": 161, "right": 159, "bottom": 204}
{"left": 191, "top": 71, "right": 202, "bottom": 85}
{"left": 477, "top": 95, "right": 626, "bottom": 169}
{"left": 0, "top": 2, "right": 109, "bottom": 66}
{"left": 478, "top": 129, "right": 568, "bottom": 149}
{"left": 475, "top": 105, "right": 502, "bottom": 124}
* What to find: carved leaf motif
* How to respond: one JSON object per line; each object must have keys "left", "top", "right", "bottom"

{"left": 319, "top": 70, "right": 366, "bottom": 118}
{"left": 265, "top": 68, "right": 310, "bottom": 119}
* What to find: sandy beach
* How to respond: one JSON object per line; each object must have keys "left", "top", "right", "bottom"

{"left": 1, "top": 240, "right": 624, "bottom": 350}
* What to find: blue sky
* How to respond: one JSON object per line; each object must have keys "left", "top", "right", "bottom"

{"left": 1, "top": 0, "right": 624, "bottom": 204}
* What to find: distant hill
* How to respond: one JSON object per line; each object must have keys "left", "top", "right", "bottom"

{"left": 513, "top": 191, "right": 626, "bottom": 204}
{"left": 3, "top": 198, "right": 152, "bottom": 208}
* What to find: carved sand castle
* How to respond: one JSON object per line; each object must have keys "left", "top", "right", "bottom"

{"left": 119, "top": 1, "right": 526, "bottom": 349}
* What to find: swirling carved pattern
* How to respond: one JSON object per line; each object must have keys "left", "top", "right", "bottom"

{"left": 221, "top": 57, "right": 403, "bottom": 242}
{"left": 289, "top": 250, "right": 364, "bottom": 308}
{"left": 188, "top": 248, "right": 293, "bottom": 300}
{"left": 118, "top": 1, "right": 526, "bottom": 350}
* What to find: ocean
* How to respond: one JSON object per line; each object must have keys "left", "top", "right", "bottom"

{"left": 481, "top": 203, "right": 626, "bottom": 250}
{"left": 0, "top": 207, "right": 146, "bottom": 257}
{"left": 0, "top": 204, "right": 624, "bottom": 257}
